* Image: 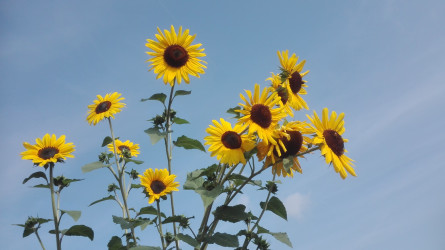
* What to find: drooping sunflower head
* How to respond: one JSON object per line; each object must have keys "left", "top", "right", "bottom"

{"left": 267, "top": 72, "right": 293, "bottom": 117}
{"left": 146, "top": 25, "right": 207, "bottom": 86}
{"left": 204, "top": 118, "right": 256, "bottom": 166}
{"left": 277, "top": 50, "right": 309, "bottom": 111}
{"left": 87, "top": 92, "right": 126, "bottom": 126}
{"left": 107, "top": 139, "right": 140, "bottom": 158}
{"left": 307, "top": 108, "right": 356, "bottom": 179}
{"left": 236, "top": 84, "right": 287, "bottom": 145}
{"left": 257, "top": 121, "right": 313, "bottom": 177}
{"left": 139, "top": 168, "right": 179, "bottom": 204}
{"left": 21, "top": 134, "right": 75, "bottom": 167}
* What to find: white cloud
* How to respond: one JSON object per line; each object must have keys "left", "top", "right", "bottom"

{"left": 284, "top": 192, "right": 310, "bottom": 220}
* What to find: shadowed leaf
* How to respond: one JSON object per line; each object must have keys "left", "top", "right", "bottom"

{"left": 206, "top": 232, "right": 239, "bottom": 247}
{"left": 213, "top": 204, "right": 248, "bottom": 223}
{"left": 89, "top": 195, "right": 115, "bottom": 207}
{"left": 81, "top": 161, "right": 110, "bottom": 173}
{"left": 173, "top": 135, "right": 205, "bottom": 152}
{"left": 63, "top": 225, "right": 94, "bottom": 241}
{"left": 260, "top": 196, "right": 287, "bottom": 221}
{"left": 23, "top": 171, "right": 48, "bottom": 184}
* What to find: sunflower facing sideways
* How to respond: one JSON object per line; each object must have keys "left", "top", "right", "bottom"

{"left": 307, "top": 108, "right": 356, "bottom": 179}
{"left": 267, "top": 72, "right": 294, "bottom": 117}
{"left": 139, "top": 168, "right": 179, "bottom": 204}
{"left": 21, "top": 134, "right": 75, "bottom": 167}
{"left": 237, "top": 84, "right": 287, "bottom": 145}
{"left": 107, "top": 139, "right": 140, "bottom": 158}
{"left": 277, "top": 50, "right": 309, "bottom": 111}
{"left": 204, "top": 118, "right": 256, "bottom": 166}
{"left": 146, "top": 25, "right": 207, "bottom": 86}
{"left": 257, "top": 122, "right": 313, "bottom": 177}
{"left": 87, "top": 92, "right": 126, "bottom": 126}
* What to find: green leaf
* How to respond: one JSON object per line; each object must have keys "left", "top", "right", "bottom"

{"left": 183, "top": 165, "right": 217, "bottom": 190}
{"left": 81, "top": 161, "right": 110, "bottom": 173}
{"left": 131, "top": 184, "right": 144, "bottom": 189}
{"left": 226, "top": 106, "right": 241, "bottom": 118}
{"left": 112, "top": 216, "right": 150, "bottom": 230}
{"left": 102, "top": 136, "right": 113, "bottom": 147}
{"left": 257, "top": 226, "right": 292, "bottom": 247}
{"left": 228, "top": 174, "right": 262, "bottom": 187}
{"left": 129, "top": 246, "right": 162, "bottom": 250}
{"left": 183, "top": 176, "right": 204, "bottom": 190}
{"left": 162, "top": 215, "right": 189, "bottom": 225}
{"left": 177, "top": 233, "right": 199, "bottom": 248}
{"left": 61, "top": 178, "right": 83, "bottom": 186}
{"left": 145, "top": 93, "right": 167, "bottom": 104}
{"left": 172, "top": 117, "right": 189, "bottom": 125}
{"left": 174, "top": 90, "right": 191, "bottom": 97}
{"left": 33, "top": 184, "right": 50, "bottom": 189}
{"left": 23, "top": 227, "right": 34, "bottom": 237}
{"left": 63, "top": 225, "right": 94, "bottom": 241}
{"left": 195, "top": 185, "right": 223, "bottom": 208}
{"left": 137, "top": 206, "right": 166, "bottom": 218}
{"left": 144, "top": 127, "right": 167, "bottom": 145}
{"left": 173, "top": 135, "right": 205, "bottom": 152}
{"left": 260, "top": 196, "right": 287, "bottom": 221}
{"left": 282, "top": 156, "right": 294, "bottom": 175}
{"left": 213, "top": 204, "right": 248, "bottom": 223}
{"left": 206, "top": 232, "right": 239, "bottom": 247}
{"left": 89, "top": 195, "right": 115, "bottom": 207}
{"left": 108, "top": 236, "right": 125, "bottom": 250}
{"left": 61, "top": 210, "right": 81, "bottom": 222}
{"left": 23, "top": 171, "right": 48, "bottom": 184}
{"left": 124, "top": 158, "right": 144, "bottom": 165}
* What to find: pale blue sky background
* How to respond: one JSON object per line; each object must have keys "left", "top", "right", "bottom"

{"left": 1, "top": 0, "right": 445, "bottom": 249}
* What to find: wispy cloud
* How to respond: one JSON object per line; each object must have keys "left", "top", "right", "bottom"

{"left": 284, "top": 192, "right": 310, "bottom": 220}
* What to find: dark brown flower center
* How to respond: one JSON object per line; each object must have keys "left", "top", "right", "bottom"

{"left": 164, "top": 45, "right": 189, "bottom": 68}
{"left": 95, "top": 101, "right": 112, "bottom": 114}
{"left": 277, "top": 88, "right": 289, "bottom": 105}
{"left": 38, "top": 147, "right": 59, "bottom": 160}
{"left": 289, "top": 71, "right": 303, "bottom": 94}
{"left": 221, "top": 131, "right": 242, "bottom": 149}
{"left": 323, "top": 130, "right": 344, "bottom": 156}
{"left": 274, "top": 131, "right": 303, "bottom": 158}
{"left": 150, "top": 180, "right": 166, "bottom": 194}
{"left": 250, "top": 104, "right": 272, "bottom": 128}
{"left": 118, "top": 145, "right": 130, "bottom": 153}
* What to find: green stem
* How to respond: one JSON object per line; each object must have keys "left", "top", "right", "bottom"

{"left": 49, "top": 165, "right": 61, "bottom": 250}
{"left": 156, "top": 200, "right": 167, "bottom": 250}
{"left": 163, "top": 83, "right": 180, "bottom": 249}
{"left": 242, "top": 173, "right": 277, "bottom": 249}
{"left": 108, "top": 118, "right": 137, "bottom": 245}
{"left": 34, "top": 228, "right": 46, "bottom": 250}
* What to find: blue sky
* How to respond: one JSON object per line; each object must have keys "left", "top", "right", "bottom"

{"left": 1, "top": 0, "right": 445, "bottom": 249}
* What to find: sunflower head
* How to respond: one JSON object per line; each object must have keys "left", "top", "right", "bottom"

{"left": 87, "top": 92, "right": 126, "bottom": 126}
{"left": 307, "top": 108, "right": 356, "bottom": 179}
{"left": 277, "top": 50, "right": 309, "bottom": 111}
{"left": 146, "top": 25, "right": 207, "bottom": 86}
{"left": 204, "top": 118, "right": 256, "bottom": 166}
{"left": 267, "top": 73, "right": 293, "bottom": 117}
{"left": 21, "top": 134, "right": 75, "bottom": 167}
{"left": 139, "top": 168, "right": 179, "bottom": 204}
{"left": 236, "top": 84, "right": 287, "bottom": 145}
{"left": 257, "top": 122, "right": 312, "bottom": 177}
{"left": 107, "top": 139, "right": 140, "bottom": 158}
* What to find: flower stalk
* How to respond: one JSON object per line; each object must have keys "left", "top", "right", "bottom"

{"left": 49, "top": 164, "right": 61, "bottom": 250}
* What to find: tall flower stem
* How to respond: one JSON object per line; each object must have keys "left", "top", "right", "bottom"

{"left": 49, "top": 164, "right": 61, "bottom": 250}
{"left": 156, "top": 200, "right": 167, "bottom": 250}
{"left": 241, "top": 173, "right": 277, "bottom": 249}
{"left": 163, "top": 83, "right": 180, "bottom": 249}
{"left": 108, "top": 118, "right": 137, "bottom": 245}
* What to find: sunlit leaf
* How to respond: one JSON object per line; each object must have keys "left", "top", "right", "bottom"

{"left": 172, "top": 117, "right": 189, "bottom": 125}
{"left": 61, "top": 210, "right": 81, "bottom": 222}
{"left": 81, "top": 161, "right": 110, "bottom": 173}
{"left": 144, "top": 127, "right": 167, "bottom": 145}
{"left": 195, "top": 185, "right": 223, "bottom": 208}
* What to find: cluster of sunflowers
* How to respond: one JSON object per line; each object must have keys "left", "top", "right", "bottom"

{"left": 18, "top": 25, "right": 356, "bottom": 250}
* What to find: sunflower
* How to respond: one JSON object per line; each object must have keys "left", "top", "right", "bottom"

{"left": 21, "top": 134, "right": 75, "bottom": 167}
{"left": 204, "top": 118, "right": 256, "bottom": 166}
{"left": 107, "top": 139, "right": 140, "bottom": 158}
{"left": 267, "top": 72, "right": 293, "bottom": 117}
{"left": 307, "top": 108, "right": 356, "bottom": 179}
{"left": 87, "top": 92, "right": 125, "bottom": 126}
{"left": 277, "top": 50, "right": 309, "bottom": 111}
{"left": 146, "top": 25, "right": 207, "bottom": 86}
{"left": 257, "top": 122, "right": 313, "bottom": 177}
{"left": 237, "top": 84, "right": 287, "bottom": 145}
{"left": 139, "top": 168, "right": 179, "bottom": 204}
